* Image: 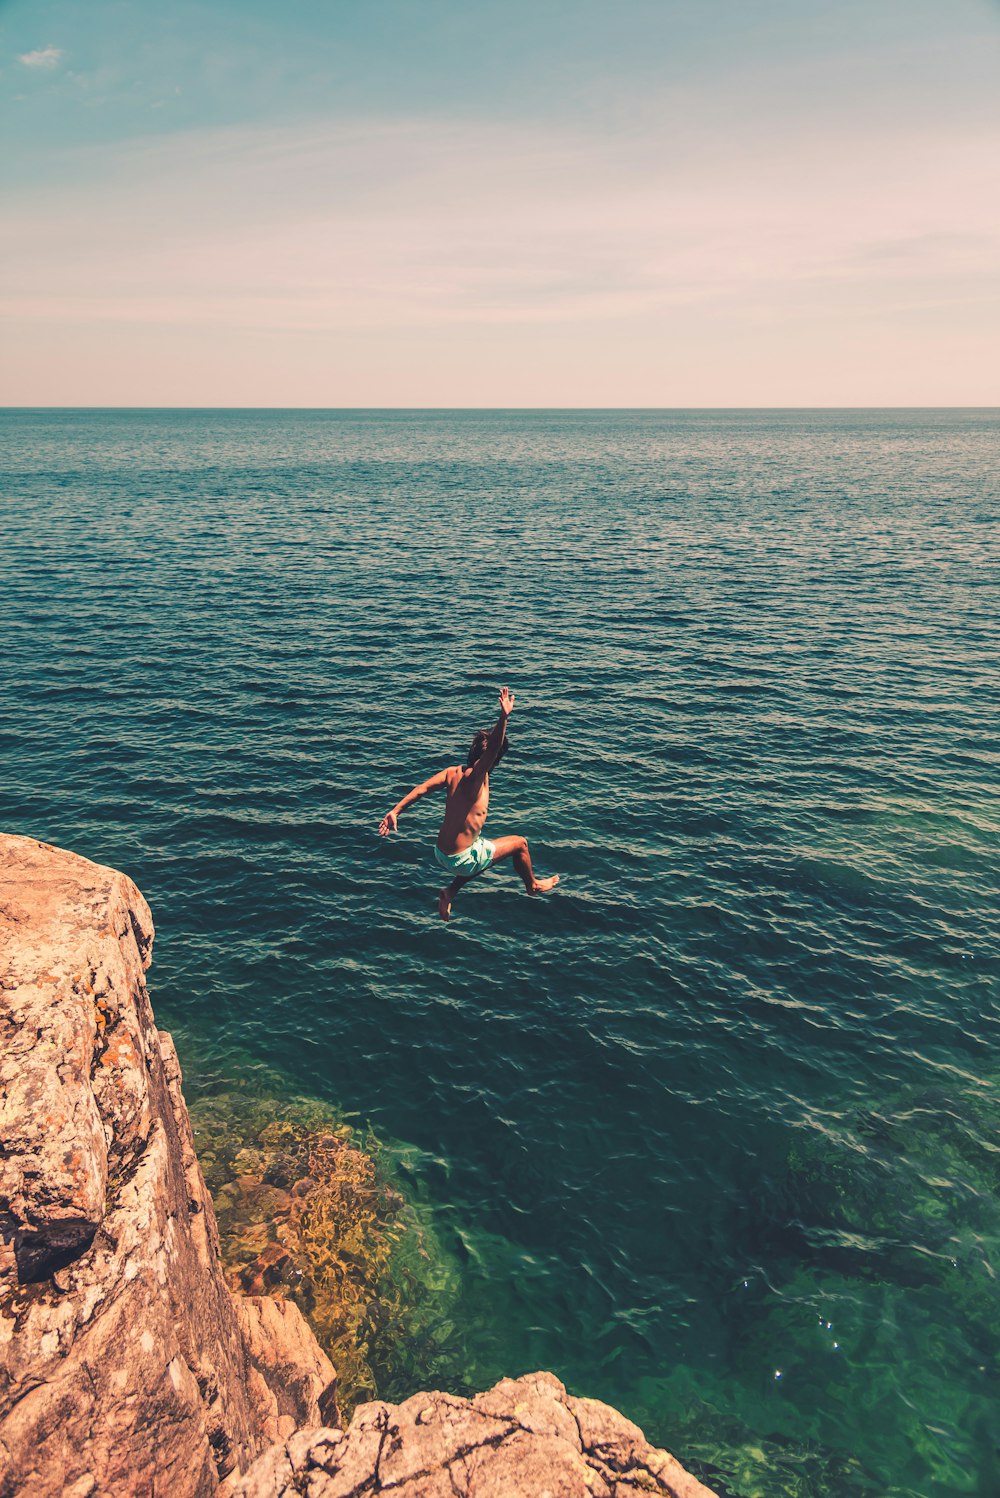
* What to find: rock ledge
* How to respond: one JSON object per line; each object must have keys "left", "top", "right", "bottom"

{"left": 237, "top": 1370, "right": 717, "bottom": 1498}
{"left": 0, "top": 835, "right": 716, "bottom": 1498}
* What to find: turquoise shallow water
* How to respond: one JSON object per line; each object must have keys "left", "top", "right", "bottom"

{"left": 2, "top": 408, "right": 999, "bottom": 1496}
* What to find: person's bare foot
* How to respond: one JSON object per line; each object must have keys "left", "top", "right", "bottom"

{"left": 530, "top": 875, "right": 560, "bottom": 894}
{"left": 438, "top": 886, "right": 454, "bottom": 921}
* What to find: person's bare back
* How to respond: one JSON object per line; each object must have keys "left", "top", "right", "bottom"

{"left": 378, "top": 686, "right": 559, "bottom": 921}
{"left": 437, "top": 763, "right": 490, "bottom": 854}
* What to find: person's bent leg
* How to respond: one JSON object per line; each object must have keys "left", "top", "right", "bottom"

{"left": 438, "top": 875, "right": 471, "bottom": 922}
{"left": 489, "top": 835, "right": 559, "bottom": 895}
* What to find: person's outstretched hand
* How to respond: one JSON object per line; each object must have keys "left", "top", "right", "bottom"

{"left": 379, "top": 810, "right": 398, "bottom": 837}
{"left": 499, "top": 686, "right": 515, "bottom": 718}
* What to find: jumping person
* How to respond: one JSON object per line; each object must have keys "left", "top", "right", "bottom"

{"left": 378, "top": 686, "right": 560, "bottom": 921}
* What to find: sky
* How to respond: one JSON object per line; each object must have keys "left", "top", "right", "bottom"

{"left": 2, "top": 0, "right": 999, "bottom": 406}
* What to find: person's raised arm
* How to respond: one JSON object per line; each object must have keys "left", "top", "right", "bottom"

{"left": 466, "top": 686, "right": 515, "bottom": 795}
{"left": 379, "top": 769, "right": 449, "bottom": 836}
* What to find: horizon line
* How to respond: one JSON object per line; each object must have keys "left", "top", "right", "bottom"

{"left": 3, "top": 405, "right": 998, "bottom": 414}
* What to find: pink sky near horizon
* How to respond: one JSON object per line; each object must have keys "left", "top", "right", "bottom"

{"left": 4, "top": 29, "right": 999, "bottom": 406}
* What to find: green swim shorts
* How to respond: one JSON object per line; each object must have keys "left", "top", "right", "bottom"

{"left": 434, "top": 836, "right": 496, "bottom": 878}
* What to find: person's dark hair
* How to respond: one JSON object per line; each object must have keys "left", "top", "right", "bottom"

{"left": 467, "top": 729, "right": 509, "bottom": 768}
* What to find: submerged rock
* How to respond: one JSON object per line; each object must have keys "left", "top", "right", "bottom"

{"left": 189, "top": 1077, "right": 438, "bottom": 1415}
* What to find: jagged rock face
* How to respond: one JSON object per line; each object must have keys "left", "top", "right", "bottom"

{"left": 233, "top": 1371, "right": 718, "bottom": 1498}
{"left": 0, "top": 836, "right": 716, "bottom": 1498}
{"left": 0, "top": 835, "right": 336, "bottom": 1498}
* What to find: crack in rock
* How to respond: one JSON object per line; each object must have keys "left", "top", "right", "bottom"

{"left": 232, "top": 1376, "right": 719, "bottom": 1498}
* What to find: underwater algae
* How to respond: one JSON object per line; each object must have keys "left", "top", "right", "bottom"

{"left": 189, "top": 1076, "right": 461, "bottom": 1414}
{"left": 184, "top": 1054, "right": 1000, "bottom": 1498}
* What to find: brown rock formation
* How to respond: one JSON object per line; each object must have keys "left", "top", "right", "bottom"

{"left": 234, "top": 1371, "right": 717, "bottom": 1498}
{"left": 0, "top": 834, "right": 336, "bottom": 1498}
{"left": 0, "top": 835, "right": 717, "bottom": 1498}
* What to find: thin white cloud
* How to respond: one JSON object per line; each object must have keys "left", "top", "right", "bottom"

{"left": 19, "top": 46, "right": 64, "bottom": 69}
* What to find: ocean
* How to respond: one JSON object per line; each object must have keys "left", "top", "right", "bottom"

{"left": 2, "top": 408, "right": 998, "bottom": 1496}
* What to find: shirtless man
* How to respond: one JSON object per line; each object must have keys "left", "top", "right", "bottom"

{"left": 378, "top": 686, "right": 560, "bottom": 921}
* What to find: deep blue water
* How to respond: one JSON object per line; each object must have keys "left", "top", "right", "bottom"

{"left": 2, "top": 409, "right": 999, "bottom": 1497}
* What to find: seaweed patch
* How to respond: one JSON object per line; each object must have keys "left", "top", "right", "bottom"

{"left": 189, "top": 1082, "right": 460, "bottom": 1415}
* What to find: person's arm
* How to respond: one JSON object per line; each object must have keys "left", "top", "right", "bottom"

{"left": 379, "top": 769, "right": 449, "bottom": 836}
{"left": 466, "top": 687, "right": 515, "bottom": 796}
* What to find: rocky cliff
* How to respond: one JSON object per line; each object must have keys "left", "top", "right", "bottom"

{"left": 0, "top": 834, "right": 717, "bottom": 1498}
{"left": 0, "top": 834, "right": 336, "bottom": 1497}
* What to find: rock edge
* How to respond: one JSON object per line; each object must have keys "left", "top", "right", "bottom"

{"left": 0, "top": 834, "right": 717, "bottom": 1498}
{"left": 0, "top": 834, "right": 335, "bottom": 1498}
{"left": 236, "top": 1370, "right": 718, "bottom": 1498}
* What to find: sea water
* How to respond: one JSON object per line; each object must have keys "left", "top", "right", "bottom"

{"left": 2, "top": 408, "right": 998, "bottom": 1496}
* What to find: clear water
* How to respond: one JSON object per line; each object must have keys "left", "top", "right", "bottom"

{"left": 2, "top": 409, "right": 998, "bottom": 1497}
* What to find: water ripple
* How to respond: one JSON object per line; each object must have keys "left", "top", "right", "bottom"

{"left": 2, "top": 408, "right": 998, "bottom": 1498}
